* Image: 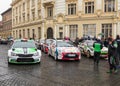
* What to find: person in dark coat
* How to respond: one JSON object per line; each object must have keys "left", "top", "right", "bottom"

{"left": 104, "top": 38, "right": 109, "bottom": 47}
{"left": 107, "top": 38, "right": 118, "bottom": 73}
{"left": 93, "top": 37, "right": 103, "bottom": 65}
{"left": 115, "top": 35, "right": 120, "bottom": 64}
{"left": 75, "top": 37, "right": 79, "bottom": 46}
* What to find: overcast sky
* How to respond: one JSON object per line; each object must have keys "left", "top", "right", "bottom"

{"left": 0, "top": 0, "right": 12, "bottom": 21}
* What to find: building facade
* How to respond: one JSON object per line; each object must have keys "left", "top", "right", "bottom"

{"left": 12, "top": 0, "right": 120, "bottom": 40}
{"left": 1, "top": 8, "right": 12, "bottom": 39}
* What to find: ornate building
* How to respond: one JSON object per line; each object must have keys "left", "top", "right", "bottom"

{"left": 11, "top": 0, "right": 120, "bottom": 40}
{"left": 1, "top": 8, "right": 12, "bottom": 39}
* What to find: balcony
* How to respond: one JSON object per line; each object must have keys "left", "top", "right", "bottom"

{"left": 43, "top": 0, "right": 55, "bottom": 7}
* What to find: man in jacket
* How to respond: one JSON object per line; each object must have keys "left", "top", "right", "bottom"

{"left": 107, "top": 38, "right": 118, "bottom": 73}
{"left": 115, "top": 35, "right": 120, "bottom": 65}
{"left": 93, "top": 37, "right": 103, "bottom": 65}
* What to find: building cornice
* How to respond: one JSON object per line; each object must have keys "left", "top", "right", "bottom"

{"left": 11, "top": 0, "right": 22, "bottom": 6}
{"left": 65, "top": 16, "right": 118, "bottom": 21}
{"left": 12, "top": 20, "right": 43, "bottom": 29}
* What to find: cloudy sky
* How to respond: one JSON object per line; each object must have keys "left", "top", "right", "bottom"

{"left": 0, "top": 0, "right": 12, "bottom": 21}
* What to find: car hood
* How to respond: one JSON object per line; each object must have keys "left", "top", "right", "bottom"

{"left": 57, "top": 47, "right": 79, "bottom": 53}
{"left": 12, "top": 48, "right": 37, "bottom": 54}
{"left": 101, "top": 47, "right": 108, "bottom": 52}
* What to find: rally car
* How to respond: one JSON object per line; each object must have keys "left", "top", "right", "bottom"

{"left": 78, "top": 40, "right": 108, "bottom": 58}
{"left": 48, "top": 40, "right": 81, "bottom": 61}
{"left": 8, "top": 39, "right": 41, "bottom": 64}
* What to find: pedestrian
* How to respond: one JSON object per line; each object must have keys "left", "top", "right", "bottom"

{"left": 93, "top": 37, "right": 103, "bottom": 65}
{"left": 75, "top": 37, "right": 79, "bottom": 46}
{"left": 107, "top": 38, "right": 118, "bottom": 74}
{"left": 104, "top": 38, "right": 109, "bottom": 47}
{"left": 115, "top": 35, "right": 120, "bottom": 65}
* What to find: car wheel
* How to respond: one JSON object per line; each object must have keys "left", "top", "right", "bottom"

{"left": 86, "top": 51, "right": 91, "bottom": 58}
{"left": 7, "top": 57, "right": 11, "bottom": 64}
{"left": 48, "top": 51, "right": 51, "bottom": 56}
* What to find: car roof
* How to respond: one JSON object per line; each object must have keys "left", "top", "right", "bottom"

{"left": 14, "top": 39, "right": 34, "bottom": 42}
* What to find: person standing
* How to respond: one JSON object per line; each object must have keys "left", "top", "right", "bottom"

{"left": 75, "top": 37, "right": 79, "bottom": 47}
{"left": 107, "top": 38, "right": 118, "bottom": 73}
{"left": 115, "top": 35, "right": 120, "bottom": 65}
{"left": 93, "top": 37, "right": 103, "bottom": 65}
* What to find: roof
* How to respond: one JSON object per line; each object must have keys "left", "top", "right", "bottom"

{"left": 1, "top": 8, "right": 12, "bottom": 15}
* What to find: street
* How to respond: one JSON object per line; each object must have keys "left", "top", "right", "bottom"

{"left": 0, "top": 44, "right": 120, "bottom": 86}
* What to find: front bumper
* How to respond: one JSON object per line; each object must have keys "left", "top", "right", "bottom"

{"left": 8, "top": 56, "right": 41, "bottom": 64}
{"left": 58, "top": 52, "right": 81, "bottom": 61}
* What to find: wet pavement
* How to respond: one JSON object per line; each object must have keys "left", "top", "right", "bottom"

{"left": 0, "top": 44, "right": 120, "bottom": 86}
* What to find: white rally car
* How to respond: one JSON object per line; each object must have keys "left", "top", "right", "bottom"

{"left": 78, "top": 40, "right": 108, "bottom": 58}
{"left": 8, "top": 39, "right": 41, "bottom": 64}
{"left": 48, "top": 40, "right": 81, "bottom": 61}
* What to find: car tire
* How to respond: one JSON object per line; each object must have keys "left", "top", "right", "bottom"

{"left": 48, "top": 51, "right": 51, "bottom": 56}
{"left": 86, "top": 51, "right": 91, "bottom": 58}
{"left": 7, "top": 57, "right": 11, "bottom": 64}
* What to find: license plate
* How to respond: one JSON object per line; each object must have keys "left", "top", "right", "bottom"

{"left": 68, "top": 54, "right": 76, "bottom": 57}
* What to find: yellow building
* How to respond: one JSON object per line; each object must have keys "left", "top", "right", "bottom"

{"left": 11, "top": 0, "right": 120, "bottom": 40}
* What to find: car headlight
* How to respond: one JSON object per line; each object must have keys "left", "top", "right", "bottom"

{"left": 11, "top": 52, "right": 17, "bottom": 56}
{"left": 34, "top": 52, "right": 39, "bottom": 56}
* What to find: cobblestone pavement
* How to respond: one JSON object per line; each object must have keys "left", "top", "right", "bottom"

{"left": 0, "top": 44, "right": 120, "bottom": 86}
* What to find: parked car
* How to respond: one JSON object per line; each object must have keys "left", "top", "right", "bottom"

{"left": 78, "top": 40, "right": 108, "bottom": 58}
{"left": 38, "top": 39, "right": 45, "bottom": 50}
{"left": 48, "top": 40, "right": 81, "bottom": 61}
{"left": 0, "top": 38, "right": 8, "bottom": 44}
{"left": 42, "top": 39, "right": 55, "bottom": 53}
{"left": 8, "top": 39, "right": 41, "bottom": 64}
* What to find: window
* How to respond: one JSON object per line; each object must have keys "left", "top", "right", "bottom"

{"left": 32, "top": 0, "right": 35, "bottom": 7}
{"left": 38, "top": 27, "right": 41, "bottom": 39}
{"left": 69, "top": 25, "right": 78, "bottom": 40}
{"left": 19, "top": 5, "right": 21, "bottom": 14}
{"left": 47, "top": 7, "right": 53, "bottom": 17}
{"left": 102, "top": 24, "right": 112, "bottom": 38}
{"left": 38, "top": 10, "right": 41, "bottom": 19}
{"left": 85, "top": 2, "right": 94, "bottom": 14}
{"left": 16, "top": 30, "right": 18, "bottom": 38}
{"left": 27, "top": 29, "right": 30, "bottom": 39}
{"left": 68, "top": 3, "right": 76, "bottom": 15}
{"left": 104, "top": 0, "right": 115, "bottom": 12}
{"left": 23, "top": 29, "right": 25, "bottom": 38}
{"left": 19, "top": 16, "right": 21, "bottom": 23}
{"left": 83, "top": 24, "right": 96, "bottom": 37}
{"left": 19, "top": 30, "right": 21, "bottom": 38}
{"left": 32, "top": 11, "right": 35, "bottom": 20}
{"left": 32, "top": 29, "right": 35, "bottom": 39}
{"left": 23, "top": 13, "right": 25, "bottom": 22}
{"left": 59, "top": 27, "right": 63, "bottom": 38}
{"left": 13, "top": 31, "right": 15, "bottom": 38}
{"left": 27, "top": 14, "right": 29, "bottom": 21}
{"left": 23, "top": 2, "right": 25, "bottom": 11}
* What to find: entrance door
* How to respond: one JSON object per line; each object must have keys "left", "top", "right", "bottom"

{"left": 47, "top": 28, "right": 53, "bottom": 39}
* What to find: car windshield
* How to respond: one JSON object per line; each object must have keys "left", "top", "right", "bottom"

{"left": 12, "top": 41, "right": 36, "bottom": 48}
{"left": 57, "top": 41, "right": 74, "bottom": 47}
{"left": 40, "top": 40, "right": 44, "bottom": 43}
{"left": 46, "top": 39, "right": 53, "bottom": 44}
{"left": 87, "top": 42, "right": 94, "bottom": 47}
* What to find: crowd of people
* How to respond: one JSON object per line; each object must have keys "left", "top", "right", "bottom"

{"left": 73, "top": 35, "right": 120, "bottom": 74}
